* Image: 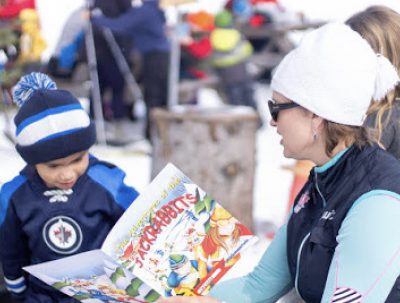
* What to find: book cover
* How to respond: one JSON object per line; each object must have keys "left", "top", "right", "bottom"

{"left": 24, "top": 163, "right": 257, "bottom": 302}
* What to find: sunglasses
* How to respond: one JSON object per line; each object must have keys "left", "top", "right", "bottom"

{"left": 268, "top": 100, "right": 300, "bottom": 122}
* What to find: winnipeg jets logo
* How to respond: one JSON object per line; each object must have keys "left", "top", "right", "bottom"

{"left": 294, "top": 191, "right": 310, "bottom": 213}
{"left": 43, "top": 216, "right": 82, "bottom": 254}
{"left": 43, "top": 189, "right": 73, "bottom": 203}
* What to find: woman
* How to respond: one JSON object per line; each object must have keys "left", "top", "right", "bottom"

{"left": 346, "top": 5, "right": 400, "bottom": 160}
{"left": 156, "top": 22, "right": 400, "bottom": 303}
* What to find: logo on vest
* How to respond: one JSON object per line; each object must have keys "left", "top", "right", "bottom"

{"left": 294, "top": 191, "right": 310, "bottom": 213}
{"left": 321, "top": 210, "right": 336, "bottom": 221}
{"left": 43, "top": 216, "right": 82, "bottom": 254}
{"left": 43, "top": 189, "right": 73, "bottom": 203}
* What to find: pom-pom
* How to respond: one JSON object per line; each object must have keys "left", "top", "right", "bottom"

{"left": 12, "top": 72, "right": 57, "bottom": 107}
{"left": 373, "top": 54, "right": 400, "bottom": 102}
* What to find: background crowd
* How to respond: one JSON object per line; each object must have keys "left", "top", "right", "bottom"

{"left": 0, "top": 0, "right": 304, "bottom": 144}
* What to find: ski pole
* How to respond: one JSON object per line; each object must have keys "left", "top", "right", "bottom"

{"left": 101, "top": 28, "right": 144, "bottom": 104}
{"left": 85, "top": 0, "right": 107, "bottom": 145}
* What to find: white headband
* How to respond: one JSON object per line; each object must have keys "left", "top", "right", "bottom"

{"left": 271, "top": 22, "right": 400, "bottom": 126}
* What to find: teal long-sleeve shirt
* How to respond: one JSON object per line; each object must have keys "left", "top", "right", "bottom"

{"left": 210, "top": 191, "right": 400, "bottom": 302}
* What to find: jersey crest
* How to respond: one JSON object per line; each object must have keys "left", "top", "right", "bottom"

{"left": 42, "top": 216, "right": 83, "bottom": 254}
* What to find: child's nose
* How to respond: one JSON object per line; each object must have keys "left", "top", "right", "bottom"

{"left": 60, "top": 169, "right": 74, "bottom": 181}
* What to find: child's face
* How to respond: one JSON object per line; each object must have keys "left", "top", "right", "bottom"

{"left": 35, "top": 151, "right": 89, "bottom": 189}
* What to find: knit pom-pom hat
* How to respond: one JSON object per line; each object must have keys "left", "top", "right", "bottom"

{"left": 12, "top": 72, "right": 96, "bottom": 165}
{"left": 271, "top": 22, "right": 400, "bottom": 126}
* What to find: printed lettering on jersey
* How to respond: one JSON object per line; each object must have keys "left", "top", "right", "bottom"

{"left": 42, "top": 216, "right": 82, "bottom": 254}
{"left": 294, "top": 191, "right": 310, "bottom": 214}
{"left": 43, "top": 189, "right": 73, "bottom": 203}
{"left": 321, "top": 209, "right": 336, "bottom": 221}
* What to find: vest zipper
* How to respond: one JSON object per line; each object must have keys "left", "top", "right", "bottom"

{"left": 294, "top": 231, "right": 310, "bottom": 301}
{"left": 314, "top": 171, "right": 327, "bottom": 207}
{"left": 294, "top": 172, "right": 326, "bottom": 300}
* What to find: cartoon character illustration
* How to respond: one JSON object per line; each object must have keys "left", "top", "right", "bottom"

{"left": 166, "top": 254, "right": 200, "bottom": 296}
{"left": 195, "top": 206, "right": 253, "bottom": 280}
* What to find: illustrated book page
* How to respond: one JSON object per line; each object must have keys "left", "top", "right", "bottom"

{"left": 101, "top": 163, "right": 258, "bottom": 297}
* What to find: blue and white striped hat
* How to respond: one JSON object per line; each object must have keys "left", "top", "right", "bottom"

{"left": 12, "top": 72, "right": 96, "bottom": 165}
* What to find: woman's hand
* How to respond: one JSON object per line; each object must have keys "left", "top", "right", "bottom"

{"left": 156, "top": 296, "right": 222, "bottom": 303}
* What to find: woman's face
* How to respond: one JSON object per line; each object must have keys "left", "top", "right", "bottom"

{"left": 269, "top": 92, "right": 315, "bottom": 160}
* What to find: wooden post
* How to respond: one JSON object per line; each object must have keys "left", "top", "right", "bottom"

{"left": 150, "top": 105, "right": 259, "bottom": 230}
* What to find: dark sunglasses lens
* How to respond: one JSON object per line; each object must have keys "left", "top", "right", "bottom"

{"left": 268, "top": 100, "right": 278, "bottom": 121}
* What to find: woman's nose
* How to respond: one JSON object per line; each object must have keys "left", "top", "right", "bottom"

{"left": 270, "top": 118, "right": 277, "bottom": 127}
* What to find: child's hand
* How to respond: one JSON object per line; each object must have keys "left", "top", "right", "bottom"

{"left": 156, "top": 296, "right": 222, "bottom": 303}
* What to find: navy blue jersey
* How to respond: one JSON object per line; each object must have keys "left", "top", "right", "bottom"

{"left": 0, "top": 155, "right": 139, "bottom": 302}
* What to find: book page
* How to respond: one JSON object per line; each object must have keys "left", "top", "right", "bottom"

{"left": 24, "top": 250, "right": 160, "bottom": 302}
{"left": 101, "top": 163, "right": 258, "bottom": 297}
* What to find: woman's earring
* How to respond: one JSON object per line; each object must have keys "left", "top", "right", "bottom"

{"left": 312, "top": 129, "right": 318, "bottom": 142}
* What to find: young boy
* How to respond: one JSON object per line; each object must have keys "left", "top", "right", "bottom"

{"left": 0, "top": 72, "right": 139, "bottom": 302}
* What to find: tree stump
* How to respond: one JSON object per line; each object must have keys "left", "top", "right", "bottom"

{"left": 150, "top": 105, "right": 259, "bottom": 230}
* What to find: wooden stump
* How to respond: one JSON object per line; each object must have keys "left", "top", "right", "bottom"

{"left": 150, "top": 105, "right": 259, "bottom": 230}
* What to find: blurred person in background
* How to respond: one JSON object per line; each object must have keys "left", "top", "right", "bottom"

{"left": 90, "top": 0, "right": 135, "bottom": 123}
{"left": 178, "top": 11, "right": 214, "bottom": 104}
{"left": 90, "top": 0, "right": 170, "bottom": 141}
{"left": 346, "top": 5, "right": 400, "bottom": 160}
{"left": 210, "top": 10, "right": 257, "bottom": 110}
{"left": 179, "top": 11, "right": 213, "bottom": 82}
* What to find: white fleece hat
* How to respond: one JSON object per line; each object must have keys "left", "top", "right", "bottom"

{"left": 271, "top": 22, "right": 400, "bottom": 126}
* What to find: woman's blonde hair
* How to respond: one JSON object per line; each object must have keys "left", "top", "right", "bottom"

{"left": 346, "top": 5, "right": 400, "bottom": 143}
{"left": 323, "top": 121, "right": 375, "bottom": 157}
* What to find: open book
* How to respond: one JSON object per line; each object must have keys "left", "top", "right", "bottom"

{"left": 24, "top": 163, "right": 258, "bottom": 302}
